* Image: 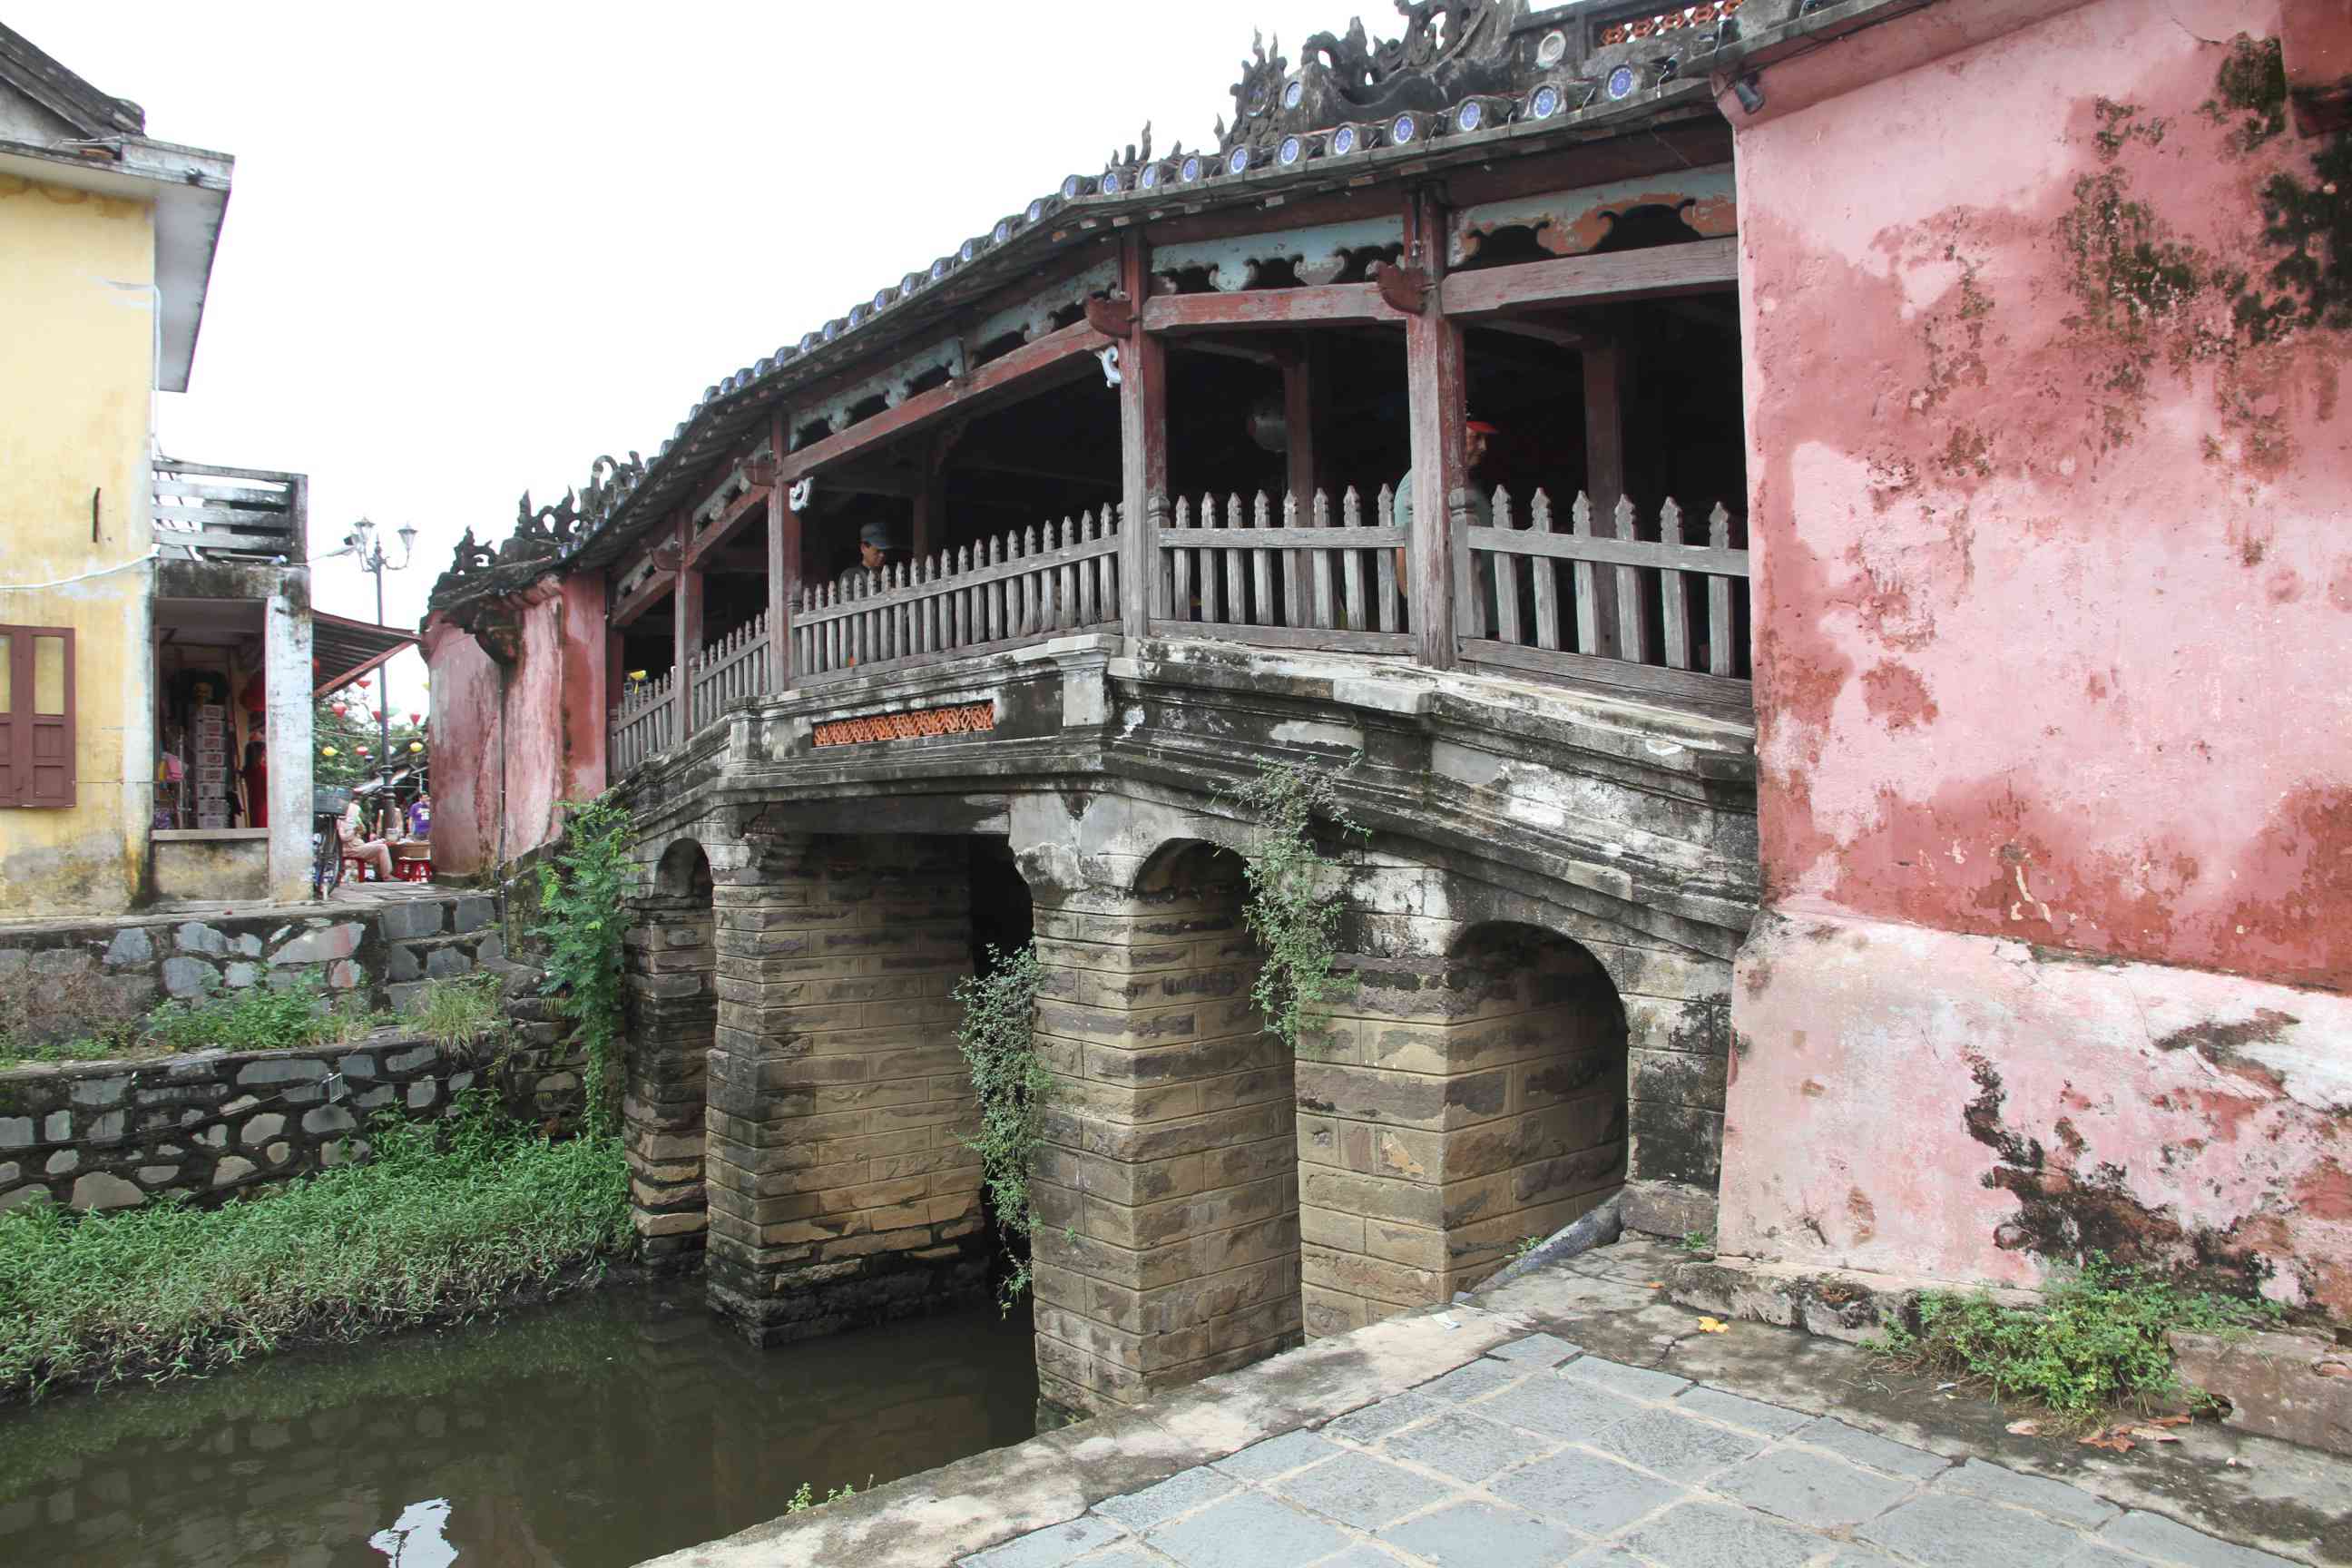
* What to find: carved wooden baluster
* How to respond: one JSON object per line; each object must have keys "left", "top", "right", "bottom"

{"left": 1281, "top": 489, "right": 1306, "bottom": 629}
{"left": 1339, "top": 487, "right": 1367, "bottom": 632}
{"left": 1171, "top": 496, "right": 1194, "bottom": 623}
{"left": 1374, "top": 484, "right": 1399, "bottom": 633}
{"left": 1612, "top": 495, "right": 1649, "bottom": 665}
{"left": 956, "top": 545, "right": 974, "bottom": 650}
{"left": 1102, "top": 500, "right": 1122, "bottom": 624}
{"left": 1190, "top": 495, "right": 1216, "bottom": 625}
{"left": 1077, "top": 512, "right": 1098, "bottom": 624}
{"left": 1223, "top": 495, "right": 1249, "bottom": 625}
{"left": 1249, "top": 492, "right": 1274, "bottom": 627}
{"left": 1488, "top": 486, "right": 1518, "bottom": 646}
{"left": 1571, "top": 493, "right": 1601, "bottom": 657}
{"left": 1307, "top": 487, "right": 1336, "bottom": 631}
{"left": 1022, "top": 524, "right": 1041, "bottom": 636}
{"left": 1524, "top": 489, "right": 1561, "bottom": 652}
{"left": 1658, "top": 499, "right": 1690, "bottom": 671}
{"left": 1708, "top": 504, "right": 1736, "bottom": 678}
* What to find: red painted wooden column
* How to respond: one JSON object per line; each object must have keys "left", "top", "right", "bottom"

{"left": 672, "top": 512, "right": 702, "bottom": 742}
{"left": 1116, "top": 231, "right": 1166, "bottom": 642}
{"left": 1402, "top": 188, "right": 1465, "bottom": 670}
{"left": 767, "top": 411, "right": 799, "bottom": 691}
{"left": 1281, "top": 338, "right": 1322, "bottom": 507}
{"left": 1582, "top": 339, "right": 1628, "bottom": 657}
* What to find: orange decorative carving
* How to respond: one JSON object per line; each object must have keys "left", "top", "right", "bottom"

{"left": 811, "top": 701, "right": 998, "bottom": 748}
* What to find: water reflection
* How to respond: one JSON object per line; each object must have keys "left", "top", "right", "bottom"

{"left": 0, "top": 1280, "right": 1038, "bottom": 1567}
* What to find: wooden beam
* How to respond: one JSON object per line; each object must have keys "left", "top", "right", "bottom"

{"left": 686, "top": 480, "right": 771, "bottom": 567}
{"left": 768, "top": 409, "right": 799, "bottom": 690}
{"left": 1141, "top": 282, "right": 1405, "bottom": 335}
{"left": 672, "top": 514, "right": 701, "bottom": 743}
{"left": 1440, "top": 237, "right": 1738, "bottom": 318}
{"left": 610, "top": 566, "right": 678, "bottom": 630}
{"left": 1583, "top": 338, "right": 1628, "bottom": 658}
{"left": 777, "top": 318, "right": 1113, "bottom": 485}
{"left": 1117, "top": 231, "right": 1167, "bottom": 641}
{"left": 1403, "top": 189, "right": 1463, "bottom": 671}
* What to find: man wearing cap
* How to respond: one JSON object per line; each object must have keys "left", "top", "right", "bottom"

{"left": 835, "top": 518, "right": 902, "bottom": 596}
{"left": 1392, "top": 418, "right": 1499, "bottom": 600}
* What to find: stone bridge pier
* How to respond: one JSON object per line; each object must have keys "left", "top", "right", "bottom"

{"left": 701, "top": 829, "right": 990, "bottom": 1344}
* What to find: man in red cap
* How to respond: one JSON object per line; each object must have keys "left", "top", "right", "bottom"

{"left": 1392, "top": 417, "right": 1500, "bottom": 601}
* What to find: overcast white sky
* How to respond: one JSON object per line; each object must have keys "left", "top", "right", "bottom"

{"left": 16, "top": 0, "right": 1360, "bottom": 709}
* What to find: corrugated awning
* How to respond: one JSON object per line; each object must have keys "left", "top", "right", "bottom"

{"left": 314, "top": 612, "right": 419, "bottom": 696}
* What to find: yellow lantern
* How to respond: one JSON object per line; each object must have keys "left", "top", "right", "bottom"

{"left": 409, "top": 741, "right": 424, "bottom": 753}
{"left": 321, "top": 746, "right": 338, "bottom": 758}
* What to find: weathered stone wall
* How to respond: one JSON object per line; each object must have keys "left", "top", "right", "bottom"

{"left": 0, "top": 1036, "right": 492, "bottom": 1213}
{"left": 699, "top": 831, "right": 989, "bottom": 1343}
{"left": 1298, "top": 926, "right": 1628, "bottom": 1334}
{"left": 0, "top": 894, "right": 505, "bottom": 1036}
{"left": 1025, "top": 845, "right": 1300, "bottom": 1416}
{"left": 624, "top": 845, "right": 718, "bottom": 1266}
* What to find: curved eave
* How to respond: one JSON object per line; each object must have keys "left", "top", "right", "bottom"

{"left": 568, "top": 76, "right": 1721, "bottom": 573}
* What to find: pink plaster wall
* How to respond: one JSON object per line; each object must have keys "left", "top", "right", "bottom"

{"left": 1738, "top": 0, "right": 2352, "bottom": 992}
{"left": 422, "top": 575, "right": 608, "bottom": 880}
{"left": 1722, "top": 0, "right": 2352, "bottom": 1312}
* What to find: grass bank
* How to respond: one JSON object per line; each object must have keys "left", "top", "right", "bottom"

{"left": 0, "top": 1093, "right": 629, "bottom": 1401}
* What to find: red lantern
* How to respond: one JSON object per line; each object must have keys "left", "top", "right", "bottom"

{"left": 409, "top": 713, "right": 421, "bottom": 725}
{"left": 357, "top": 746, "right": 371, "bottom": 759}
{"left": 332, "top": 702, "right": 348, "bottom": 718}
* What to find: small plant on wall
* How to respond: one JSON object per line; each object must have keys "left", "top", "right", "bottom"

{"left": 954, "top": 944, "right": 1050, "bottom": 1311}
{"left": 533, "top": 795, "right": 638, "bottom": 1137}
{"left": 1227, "top": 757, "right": 1368, "bottom": 1056}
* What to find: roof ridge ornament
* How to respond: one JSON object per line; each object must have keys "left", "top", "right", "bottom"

{"left": 1222, "top": 0, "right": 1524, "bottom": 155}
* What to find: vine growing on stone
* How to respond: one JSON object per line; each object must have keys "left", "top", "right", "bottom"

{"left": 1228, "top": 758, "right": 1367, "bottom": 1056}
{"left": 953, "top": 944, "right": 1050, "bottom": 1311}
{"left": 532, "top": 795, "right": 638, "bottom": 1137}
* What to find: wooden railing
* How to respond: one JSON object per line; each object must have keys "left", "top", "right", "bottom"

{"left": 1150, "top": 488, "right": 1412, "bottom": 653}
{"left": 792, "top": 509, "right": 1122, "bottom": 686}
{"left": 1457, "top": 490, "right": 1749, "bottom": 706}
{"left": 152, "top": 459, "right": 307, "bottom": 561}
{"left": 610, "top": 668, "right": 676, "bottom": 778}
{"left": 689, "top": 612, "right": 769, "bottom": 733}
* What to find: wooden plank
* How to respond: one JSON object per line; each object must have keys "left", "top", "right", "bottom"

{"left": 1171, "top": 501, "right": 1193, "bottom": 624}
{"left": 1146, "top": 620, "right": 1414, "bottom": 656}
{"left": 152, "top": 480, "right": 289, "bottom": 506}
{"left": 1141, "top": 283, "right": 1404, "bottom": 335}
{"left": 1529, "top": 489, "right": 1562, "bottom": 652}
{"left": 152, "top": 458, "right": 302, "bottom": 485}
{"left": 1464, "top": 524, "right": 1748, "bottom": 577}
{"left": 1460, "top": 639, "right": 1751, "bottom": 715}
{"left": 1569, "top": 494, "right": 1601, "bottom": 656}
{"left": 1222, "top": 496, "right": 1248, "bottom": 624}
{"left": 1338, "top": 487, "right": 1366, "bottom": 633}
{"left": 1490, "top": 489, "right": 1521, "bottom": 646}
{"left": 1146, "top": 526, "right": 1408, "bottom": 552}
{"left": 1375, "top": 484, "right": 1400, "bottom": 632}
{"left": 1280, "top": 491, "right": 1305, "bottom": 627}
{"left": 688, "top": 479, "right": 770, "bottom": 567}
{"left": 1583, "top": 341, "right": 1626, "bottom": 658}
{"left": 155, "top": 505, "right": 295, "bottom": 530}
{"left": 1708, "top": 504, "right": 1738, "bottom": 680}
{"left": 1612, "top": 495, "right": 1651, "bottom": 664}
{"left": 1250, "top": 492, "right": 1275, "bottom": 627}
{"left": 1308, "top": 489, "right": 1337, "bottom": 631}
{"left": 1199, "top": 497, "right": 1222, "bottom": 625}
{"left": 1118, "top": 232, "right": 1164, "bottom": 641}
{"left": 1439, "top": 236, "right": 1739, "bottom": 318}
{"left": 162, "top": 529, "right": 297, "bottom": 555}
{"left": 1405, "top": 189, "right": 1464, "bottom": 669}
{"left": 778, "top": 318, "right": 1113, "bottom": 485}
{"left": 611, "top": 565, "right": 678, "bottom": 630}
{"left": 1659, "top": 498, "right": 1691, "bottom": 671}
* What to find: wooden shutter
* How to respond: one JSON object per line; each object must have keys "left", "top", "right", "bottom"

{"left": 0, "top": 626, "right": 74, "bottom": 808}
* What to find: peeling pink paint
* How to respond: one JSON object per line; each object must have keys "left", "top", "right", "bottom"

{"left": 1723, "top": 0, "right": 2352, "bottom": 1315}
{"left": 422, "top": 575, "right": 607, "bottom": 878}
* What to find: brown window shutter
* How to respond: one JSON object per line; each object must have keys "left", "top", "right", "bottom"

{"left": 0, "top": 627, "right": 74, "bottom": 808}
{"left": 24, "top": 629, "right": 74, "bottom": 808}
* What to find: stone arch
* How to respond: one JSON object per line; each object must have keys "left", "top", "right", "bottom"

{"left": 623, "top": 836, "right": 718, "bottom": 1268}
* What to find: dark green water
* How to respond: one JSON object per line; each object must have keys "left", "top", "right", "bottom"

{"left": 0, "top": 1282, "right": 1038, "bottom": 1567}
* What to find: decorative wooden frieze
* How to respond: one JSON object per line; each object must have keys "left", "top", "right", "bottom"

{"left": 811, "top": 702, "right": 998, "bottom": 749}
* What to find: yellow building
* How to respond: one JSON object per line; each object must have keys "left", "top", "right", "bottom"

{"left": 0, "top": 24, "right": 349, "bottom": 914}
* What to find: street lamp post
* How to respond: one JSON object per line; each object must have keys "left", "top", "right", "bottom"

{"left": 335, "top": 518, "right": 418, "bottom": 808}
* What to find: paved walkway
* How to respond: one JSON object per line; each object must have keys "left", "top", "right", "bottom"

{"left": 643, "top": 1240, "right": 2347, "bottom": 1568}
{"left": 961, "top": 1332, "right": 2290, "bottom": 1568}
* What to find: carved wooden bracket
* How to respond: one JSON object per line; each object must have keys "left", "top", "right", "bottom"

{"left": 1373, "top": 260, "right": 1432, "bottom": 316}
{"left": 1084, "top": 294, "right": 1138, "bottom": 338}
{"left": 741, "top": 459, "right": 777, "bottom": 488}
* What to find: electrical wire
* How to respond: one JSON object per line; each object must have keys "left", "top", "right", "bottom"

{"left": 0, "top": 546, "right": 159, "bottom": 591}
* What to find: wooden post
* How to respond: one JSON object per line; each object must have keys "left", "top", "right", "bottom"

{"left": 1403, "top": 188, "right": 1464, "bottom": 670}
{"left": 1582, "top": 340, "right": 1626, "bottom": 656}
{"left": 768, "top": 410, "right": 799, "bottom": 690}
{"left": 1280, "top": 338, "right": 1322, "bottom": 505}
{"left": 910, "top": 431, "right": 943, "bottom": 563}
{"left": 672, "top": 513, "right": 702, "bottom": 743}
{"left": 1117, "top": 231, "right": 1166, "bottom": 642}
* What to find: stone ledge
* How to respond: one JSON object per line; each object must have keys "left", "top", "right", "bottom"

{"left": 1665, "top": 1255, "right": 2038, "bottom": 1346}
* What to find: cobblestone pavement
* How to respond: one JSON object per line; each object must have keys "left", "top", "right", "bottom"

{"left": 961, "top": 1332, "right": 2295, "bottom": 1568}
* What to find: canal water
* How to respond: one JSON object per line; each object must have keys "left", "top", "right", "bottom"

{"left": 0, "top": 1281, "right": 1039, "bottom": 1567}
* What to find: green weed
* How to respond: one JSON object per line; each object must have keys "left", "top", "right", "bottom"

{"left": 1224, "top": 758, "right": 1367, "bottom": 1057}
{"left": 954, "top": 945, "right": 1050, "bottom": 1311}
{"left": 406, "top": 973, "right": 510, "bottom": 1051}
{"left": 533, "top": 795, "right": 637, "bottom": 1135}
{"left": 0, "top": 1092, "right": 629, "bottom": 1401}
{"left": 1867, "top": 1255, "right": 2280, "bottom": 1424}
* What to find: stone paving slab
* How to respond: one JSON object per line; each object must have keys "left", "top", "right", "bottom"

{"left": 958, "top": 1332, "right": 2310, "bottom": 1568}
